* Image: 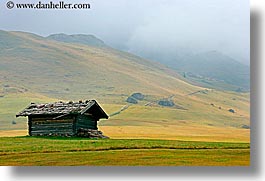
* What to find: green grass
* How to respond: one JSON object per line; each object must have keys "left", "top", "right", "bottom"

{"left": 0, "top": 92, "right": 57, "bottom": 130}
{"left": 0, "top": 137, "right": 250, "bottom": 166}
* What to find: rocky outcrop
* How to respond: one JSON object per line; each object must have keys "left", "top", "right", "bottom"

{"left": 158, "top": 100, "right": 175, "bottom": 107}
{"left": 228, "top": 109, "right": 235, "bottom": 113}
{"left": 126, "top": 96, "right": 138, "bottom": 104}
{"left": 126, "top": 92, "right": 145, "bottom": 104}
{"left": 131, "top": 93, "right": 145, "bottom": 100}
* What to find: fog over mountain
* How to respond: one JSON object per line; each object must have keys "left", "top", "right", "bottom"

{"left": 0, "top": 0, "right": 249, "bottom": 65}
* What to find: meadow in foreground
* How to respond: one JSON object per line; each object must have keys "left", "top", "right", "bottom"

{"left": 0, "top": 137, "right": 250, "bottom": 166}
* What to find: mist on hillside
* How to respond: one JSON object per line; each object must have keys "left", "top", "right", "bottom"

{"left": 0, "top": 0, "right": 249, "bottom": 65}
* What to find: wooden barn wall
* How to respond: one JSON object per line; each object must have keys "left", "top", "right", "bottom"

{"left": 29, "top": 115, "right": 75, "bottom": 136}
{"left": 75, "top": 114, "right": 97, "bottom": 132}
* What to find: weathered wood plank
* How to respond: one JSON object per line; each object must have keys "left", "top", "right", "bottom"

{"left": 31, "top": 126, "right": 73, "bottom": 131}
{"left": 31, "top": 123, "right": 73, "bottom": 127}
{"left": 31, "top": 125, "right": 73, "bottom": 130}
{"left": 76, "top": 124, "right": 97, "bottom": 130}
{"left": 32, "top": 119, "right": 73, "bottom": 124}
{"left": 31, "top": 130, "right": 73, "bottom": 133}
{"left": 32, "top": 122, "right": 73, "bottom": 125}
{"left": 31, "top": 129, "right": 73, "bottom": 133}
{"left": 75, "top": 114, "right": 97, "bottom": 130}
{"left": 76, "top": 123, "right": 95, "bottom": 128}
{"left": 77, "top": 117, "right": 94, "bottom": 122}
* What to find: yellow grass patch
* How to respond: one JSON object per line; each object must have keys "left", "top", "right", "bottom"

{"left": 0, "top": 130, "right": 28, "bottom": 137}
{"left": 0, "top": 125, "right": 249, "bottom": 143}
{"left": 99, "top": 125, "right": 250, "bottom": 143}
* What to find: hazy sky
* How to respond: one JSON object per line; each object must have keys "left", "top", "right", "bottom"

{"left": 0, "top": 0, "right": 249, "bottom": 64}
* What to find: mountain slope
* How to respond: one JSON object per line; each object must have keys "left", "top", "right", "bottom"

{"left": 47, "top": 33, "right": 106, "bottom": 47}
{"left": 129, "top": 49, "right": 250, "bottom": 91}
{"left": 0, "top": 30, "right": 199, "bottom": 101}
{"left": 0, "top": 30, "right": 249, "bottom": 133}
{"left": 176, "top": 51, "right": 250, "bottom": 91}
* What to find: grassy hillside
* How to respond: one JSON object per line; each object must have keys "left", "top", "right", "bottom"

{"left": 0, "top": 92, "right": 57, "bottom": 130}
{"left": 0, "top": 30, "right": 198, "bottom": 101}
{"left": 0, "top": 30, "right": 249, "bottom": 143}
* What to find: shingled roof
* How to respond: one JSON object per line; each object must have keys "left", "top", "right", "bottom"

{"left": 16, "top": 100, "right": 108, "bottom": 119}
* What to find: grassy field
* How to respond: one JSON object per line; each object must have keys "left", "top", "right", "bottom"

{"left": 0, "top": 137, "right": 250, "bottom": 166}
{"left": 0, "top": 92, "right": 250, "bottom": 142}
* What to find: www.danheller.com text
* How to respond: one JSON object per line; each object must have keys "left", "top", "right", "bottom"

{"left": 6, "top": 1, "right": 91, "bottom": 10}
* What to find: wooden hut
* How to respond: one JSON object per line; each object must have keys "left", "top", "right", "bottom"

{"left": 16, "top": 100, "right": 108, "bottom": 137}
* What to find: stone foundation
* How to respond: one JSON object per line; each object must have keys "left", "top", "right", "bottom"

{"left": 32, "top": 128, "right": 109, "bottom": 139}
{"left": 76, "top": 128, "right": 109, "bottom": 139}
